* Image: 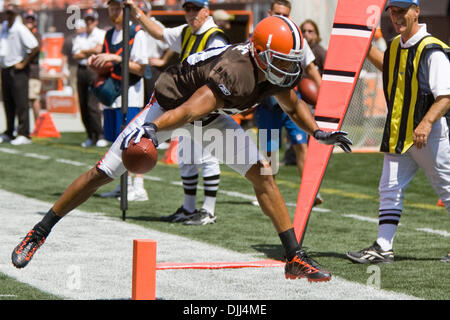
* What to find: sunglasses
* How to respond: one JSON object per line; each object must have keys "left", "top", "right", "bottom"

{"left": 184, "top": 5, "right": 203, "bottom": 12}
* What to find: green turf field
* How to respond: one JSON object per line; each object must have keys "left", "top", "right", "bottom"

{"left": 0, "top": 132, "right": 448, "bottom": 300}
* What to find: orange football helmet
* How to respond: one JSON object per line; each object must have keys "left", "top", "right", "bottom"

{"left": 250, "top": 15, "right": 304, "bottom": 87}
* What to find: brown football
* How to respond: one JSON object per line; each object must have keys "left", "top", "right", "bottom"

{"left": 122, "top": 137, "right": 158, "bottom": 174}
{"left": 298, "top": 77, "right": 319, "bottom": 105}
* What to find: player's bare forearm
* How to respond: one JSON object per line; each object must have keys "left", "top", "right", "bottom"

{"left": 368, "top": 46, "right": 384, "bottom": 71}
{"left": 276, "top": 90, "right": 319, "bottom": 135}
{"left": 129, "top": 61, "right": 146, "bottom": 77}
{"left": 126, "top": 0, "right": 165, "bottom": 41}
{"left": 153, "top": 85, "right": 221, "bottom": 131}
{"left": 414, "top": 95, "right": 450, "bottom": 148}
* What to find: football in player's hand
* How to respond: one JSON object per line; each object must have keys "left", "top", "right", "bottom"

{"left": 88, "top": 57, "right": 114, "bottom": 77}
{"left": 122, "top": 137, "right": 158, "bottom": 174}
{"left": 299, "top": 77, "right": 319, "bottom": 105}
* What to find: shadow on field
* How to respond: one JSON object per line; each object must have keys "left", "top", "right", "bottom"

{"left": 125, "top": 215, "right": 169, "bottom": 222}
{"left": 252, "top": 244, "right": 284, "bottom": 261}
{"left": 216, "top": 200, "right": 256, "bottom": 206}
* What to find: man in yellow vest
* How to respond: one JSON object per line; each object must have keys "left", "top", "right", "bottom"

{"left": 347, "top": 0, "right": 450, "bottom": 264}
{"left": 127, "top": 0, "right": 229, "bottom": 225}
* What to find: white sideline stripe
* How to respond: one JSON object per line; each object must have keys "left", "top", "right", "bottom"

{"left": 322, "top": 74, "right": 355, "bottom": 83}
{"left": 0, "top": 147, "right": 19, "bottom": 154}
{"left": 343, "top": 214, "right": 413, "bottom": 227}
{"left": 24, "top": 153, "right": 51, "bottom": 160}
{"left": 143, "top": 175, "right": 162, "bottom": 181}
{"left": 331, "top": 28, "right": 372, "bottom": 38}
{"left": 56, "top": 159, "right": 87, "bottom": 167}
{"left": 415, "top": 228, "right": 450, "bottom": 238}
{"left": 317, "top": 121, "right": 339, "bottom": 130}
{"left": 342, "top": 214, "right": 379, "bottom": 224}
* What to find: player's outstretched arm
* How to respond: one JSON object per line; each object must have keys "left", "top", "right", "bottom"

{"left": 122, "top": 85, "right": 222, "bottom": 149}
{"left": 276, "top": 89, "right": 352, "bottom": 152}
{"left": 275, "top": 89, "right": 319, "bottom": 135}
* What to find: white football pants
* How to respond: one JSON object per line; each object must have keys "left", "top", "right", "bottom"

{"left": 97, "top": 100, "right": 265, "bottom": 179}
{"left": 378, "top": 117, "right": 450, "bottom": 213}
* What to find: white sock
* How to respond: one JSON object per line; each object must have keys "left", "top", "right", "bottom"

{"left": 133, "top": 176, "right": 144, "bottom": 190}
{"left": 202, "top": 197, "right": 216, "bottom": 216}
{"left": 377, "top": 224, "right": 397, "bottom": 251}
{"left": 376, "top": 209, "right": 401, "bottom": 251}
{"left": 202, "top": 174, "right": 220, "bottom": 215}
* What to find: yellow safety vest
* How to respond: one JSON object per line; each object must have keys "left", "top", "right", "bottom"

{"left": 179, "top": 26, "right": 228, "bottom": 62}
{"left": 381, "top": 35, "right": 449, "bottom": 154}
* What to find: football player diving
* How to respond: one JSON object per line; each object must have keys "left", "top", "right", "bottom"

{"left": 12, "top": 16, "right": 352, "bottom": 282}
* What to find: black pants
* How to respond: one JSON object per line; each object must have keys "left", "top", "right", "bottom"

{"left": 77, "top": 65, "right": 104, "bottom": 142}
{"left": 1, "top": 66, "right": 30, "bottom": 138}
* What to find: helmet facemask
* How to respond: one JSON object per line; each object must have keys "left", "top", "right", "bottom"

{"left": 252, "top": 35, "right": 303, "bottom": 87}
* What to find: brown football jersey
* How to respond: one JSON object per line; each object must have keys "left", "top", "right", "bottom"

{"left": 154, "top": 43, "right": 300, "bottom": 115}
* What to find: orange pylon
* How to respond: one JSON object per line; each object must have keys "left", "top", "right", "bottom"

{"left": 31, "top": 112, "right": 61, "bottom": 138}
{"left": 161, "top": 138, "right": 178, "bottom": 164}
{"left": 132, "top": 239, "right": 157, "bottom": 300}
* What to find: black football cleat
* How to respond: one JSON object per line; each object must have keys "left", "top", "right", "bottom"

{"left": 12, "top": 227, "right": 47, "bottom": 269}
{"left": 346, "top": 241, "right": 394, "bottom": 264}
{"left": 160, "top": 206, "right": 195, "bottom": 223}
{"left": 285, "top": 249, "right": 332, "bottom": 282}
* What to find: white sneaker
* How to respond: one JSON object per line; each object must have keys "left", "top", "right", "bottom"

{"left": 157, "top": 142, "right": 170, "bottom": 149}
{"left": 10, "top": 135, "right": 32, "bottom": 145}
{"left": 0, "top": 134, "right": 12, "bottom": 143}
{"left": 81, "top": 139, "right": 93, "bottom": 148}
{"left": 123, "top": 187, "right": 148, "bottom": 202}
{"left": 95, "top": 139, "right": 109, "bottom": 147}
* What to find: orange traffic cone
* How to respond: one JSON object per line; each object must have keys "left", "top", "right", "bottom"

{"left": 31, "top": 112, "right": 61, "bottom": 138}
{"left": 161, "top": 138, "right": 178, "bottom": 164}
{"left": 437, "top": 199, "right": 445, "bottom": 207}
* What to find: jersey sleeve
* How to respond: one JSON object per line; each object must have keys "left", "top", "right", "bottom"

{"left": 426, "top": 49, "right": 450, "bottom": 99}
{"left": 20, "top": 25, "right": 38, "bottom": 51}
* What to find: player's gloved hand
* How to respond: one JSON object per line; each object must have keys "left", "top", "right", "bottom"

{"left": 121, "top": 122, "right": 159, "bottom": 150}
{"left": 313, "top": 129, "right": 352, "bottom": 153}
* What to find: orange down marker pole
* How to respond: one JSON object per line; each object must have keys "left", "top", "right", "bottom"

{"left": 132, "top": 239, "right": 157, "bottom": 300}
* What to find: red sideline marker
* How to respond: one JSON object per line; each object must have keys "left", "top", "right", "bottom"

{"left": 294, "top": 0, "right": 387, "bottom": 245}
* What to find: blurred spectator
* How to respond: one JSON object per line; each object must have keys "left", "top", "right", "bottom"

{"left": 212, "top": 9, "right": 234, "bottom": 31}
{"left": 94, "top": 0, "right": 150, "bottom": 201}
{"left": 300, "top": 19, "right": 327, "bottom": 76}
{"left": 23, "top": 9, "right": 42, "bottom": 123}
{"left": 0, "top": 1, "right": 39, "bottom": 145}
{"left": 128, "top": 0, "right": 230, "bottom": 225}
{"left": 72, "top": 9, "right": 108, "bottom": 148}
{"left": 137, "top": 0, "right": 173, "bottom": 105}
